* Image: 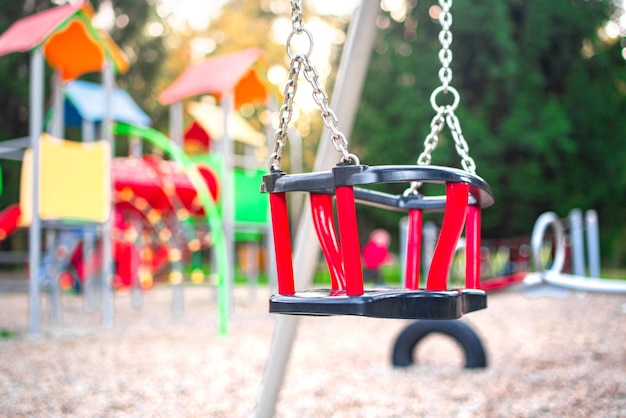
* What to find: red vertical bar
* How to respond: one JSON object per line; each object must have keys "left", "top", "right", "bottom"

{"left": 310, "top": 193, "right": 345, "bottom": 290}
{"left": 404, "top": 209, "right": 423, "bottom": 290}
{"left": 465, "top": 205, "right": 481, "bottom": 289}
{"left": 426, "top": 182, "right": 469, "bottom": 291}
{"left": 335, "top": 186, "right": 364, "bottom": 296}
{"left": 269, "top": 192, "right": 295, "bottom": 295}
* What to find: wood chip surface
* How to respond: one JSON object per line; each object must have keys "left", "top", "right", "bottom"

{"left": 1, "top": 284, "right": 625, "bottom": 417}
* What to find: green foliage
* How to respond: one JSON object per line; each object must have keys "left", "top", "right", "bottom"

{"left": 352, "top": 0, "right": 626, "bottom": 266}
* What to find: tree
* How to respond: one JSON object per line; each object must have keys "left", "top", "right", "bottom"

{"left": 351, "top": 0, "right": 626, "bottom": 266}
{"left": 91, "top": 0, "right": 168, "bottom": 131}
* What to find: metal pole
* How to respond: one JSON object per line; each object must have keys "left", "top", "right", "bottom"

{"left": 82, "top": 119, "right": 97, "bottom": 313}
{"left": 569, "top": 208, "right": 586, "bottom": 276}
{"left": 222, "top": 91, "right": 235, "bottom": 317}
{"left": 49, "top": 70, "right": 64, "bottom": 137}
{"left": 255, "top": 3, "right": 379, "bottom": 416}
{"left": 585, "top": 209, "right": 601, "bottom": 278}
{"left": 168, "top": 102, "right": 186, "bottom": 316}
{"left": 129, "top": 135, "right": 142, "bottom": 158}
{"left": 82, "top": 120, "right": 95, "bottom": 143}
{"left": 169, "top": 101, "right": 184, "bottom": 147}
{"left": 101, "top": 61, "right": 115, "bottom": 327}
{"left": 47, "top": 69, "right": 64, "bottom": 324}
{"left": 28, "top": 48, "right": 44, "bottom": 335}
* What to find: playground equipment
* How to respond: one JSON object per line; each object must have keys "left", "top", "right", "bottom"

{"left": 391, "top": 319, "right": 487, "bottom": 369}
{"left": 113, "top": 122, "right": 228, "bottom": 331}
{"left": 61, "top": 79, "right": 152, "bottom": 137}
{"left": 0, "top": 0, "right": 129, "bottom": 332}
{"left": 398, "top": 218, "right": 532, "bottom": 292}
{"left": 184, "top": 100, "right": 266, "bottom": 158}
{"left": 0, "top": 2, "right": 235, "bottom": 334}
{"left": 263, "top": 0, "right": 492, "bottom": 319}
{"left": 524, "top": 209, "right": 626, "bottom": 294}
{"left": 0, "top": 126, "right": 222, "bottom": 305}
{"left": 160, "top": 47, "right": 278, "bottom": 321}
{"left": 54, "top": 80, "right": 237, "bottom": 331}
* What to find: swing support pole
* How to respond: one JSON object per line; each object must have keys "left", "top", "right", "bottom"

{"left": 255, "top": 2, "right": 379, "bottom": 416}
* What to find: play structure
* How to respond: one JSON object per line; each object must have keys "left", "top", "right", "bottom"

{"left": 0, "top": 2, "right": 277, "bottom": 336}
{"left": 159, "top": 47, "right": 277, "bottom": 324}
{"left": 0, "top": 1, "right": 130, "bottom": 331}
{"left": 522, "top": 209, "right": 626, "bottom": 294}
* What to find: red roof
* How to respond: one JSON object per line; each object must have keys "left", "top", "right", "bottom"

{"left": 159, "top": 47, "right": 274, "bottom": 108}
{"left": 0, "top": 2, "right": 81, "bottom": 56}
{"left": 0, "top": 1, "right": 128, "bottom": 80}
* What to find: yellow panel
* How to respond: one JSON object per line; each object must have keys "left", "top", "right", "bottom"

{"left": 20, "top": 134, "right": 111, "bottom": 225}
{"left": 19, "top": 150, "right": 33, "bottom": 227}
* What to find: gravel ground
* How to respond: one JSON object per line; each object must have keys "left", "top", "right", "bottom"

{"left": 0, "top": 283, "right": 625, "bottom": 417}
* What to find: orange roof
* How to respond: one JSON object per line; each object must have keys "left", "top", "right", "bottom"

{"left": 159, "top": 47, "right": 277, "bottom": 109}
{"left": 0, "top": 1, "right": 128, "bottom": 81}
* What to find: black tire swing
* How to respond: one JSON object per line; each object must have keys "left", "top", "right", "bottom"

{"left": 392, "top": 320, "right": 487, "bottom": 369}
{"left": 262, "top": 0, "right": 494, "bottom": 320}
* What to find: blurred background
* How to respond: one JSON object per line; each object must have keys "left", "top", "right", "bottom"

{"left": 0, "top": 0, "right": 625, "bottom": 279}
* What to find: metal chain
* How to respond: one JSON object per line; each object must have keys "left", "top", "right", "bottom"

{"left": 269, "top": 57, "right": 302, "bottom": 171}
{"left": 269, "top": 0, "right": 357, "bottom": 172}
{"left": 414, "top": 0, "right": 476, "bottom": 180}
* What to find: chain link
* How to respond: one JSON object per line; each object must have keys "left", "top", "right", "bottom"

{"left": 446, "top": 111, "right": 476, "bottom": 173}
{"left": 406, "top": 0, "right": 477, "bottom": 194}
{"left": 414, "top": 0, "right": 476, "bottom": 177}
{"left": 290, "top": 0, "right": 304, "bottom": 31}
{"left": 269, "top": 0, "right": 357, "bottom": 171}
{"left": 269, "top": 56, "right": 302, "bottom": 171}
{"left": 416, "top": 107, "right": 446, "bottom": 166}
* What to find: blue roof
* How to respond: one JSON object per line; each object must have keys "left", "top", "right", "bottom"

{"left": 63, "top": 80, "right": 151, "bottom": 127}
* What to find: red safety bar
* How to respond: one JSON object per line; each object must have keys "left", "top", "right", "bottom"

{"left": 335, "top": 185, "right": 364, "bottom": 296}
{"left": 275, "top": 182, "right": 476, "bottom": 295}
{"left": 269, "top": 192, "right": 294, "bottom": 295}
{"left": 310, "top": 193, "right": 345, "bottom": 291}
{"left": 404, "top": 208, "right": 423, "bottom": 290}
{"left": 465, "top": 205, "right": 481, "bottom": 289}
{"left": 426, "top": 182, "right": 469, "bottom": 291}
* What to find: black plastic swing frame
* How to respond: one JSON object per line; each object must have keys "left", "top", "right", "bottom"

{"left": 262, "top": 164, "right": 494, "bottom": 320}
{"left": 269, "top": 288, "right": 488, "bottom": 319}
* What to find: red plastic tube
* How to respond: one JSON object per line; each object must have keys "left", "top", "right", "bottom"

{"left": 269, "top": 192, "right": 295, "bottom": 295}
{"left": 404, "top": 209, "right": 423, "bottom": 290}
{"left": 335, "top": 185, "right": 364, "bottom": 296}
{"left": 426, "top": 182, "right": 469, "bottom": 291}
{"left": 465, "top": 205, "right": 481, "bottom": 289}
{"left": 310, "top": 193, "right": 345, "bottom": 290}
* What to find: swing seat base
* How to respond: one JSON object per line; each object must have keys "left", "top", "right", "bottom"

{"left": 269, "top": 288, "right": 486, "bottom": 319}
